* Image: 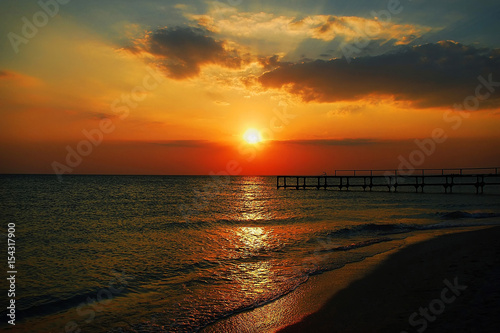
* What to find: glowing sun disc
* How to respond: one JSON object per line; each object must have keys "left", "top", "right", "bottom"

{"left": 243, "top": 129, "right": 262, "bottom": 144}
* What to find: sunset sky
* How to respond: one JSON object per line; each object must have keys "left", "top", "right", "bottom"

{"left": 1, "top": 0, "right": 499, "bottom": 175}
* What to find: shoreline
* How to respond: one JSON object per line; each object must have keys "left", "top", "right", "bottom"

{"left": 202, "top": 225, "right": 500, "bottom": 333}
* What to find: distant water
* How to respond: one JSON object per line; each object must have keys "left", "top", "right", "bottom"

{"left": 1, "top": 175, "right": 499, "bottom": 332}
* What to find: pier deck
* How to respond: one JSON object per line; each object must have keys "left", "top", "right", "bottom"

{"left": 277, "top": 168, "right": 500, "bottom": 194}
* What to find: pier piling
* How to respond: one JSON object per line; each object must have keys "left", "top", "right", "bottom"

{"left": 277, "top": 168, "right": 500, "bottom": 194}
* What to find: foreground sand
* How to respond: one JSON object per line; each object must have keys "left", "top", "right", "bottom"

{"left": 203, "top": 225, "right": 500, "bottom": 333}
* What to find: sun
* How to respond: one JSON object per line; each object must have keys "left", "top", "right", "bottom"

{"left": 243, "top": 129, "right": 262, "bottom": 144}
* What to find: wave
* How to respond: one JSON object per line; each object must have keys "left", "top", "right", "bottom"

{"left": 135, "top": 210, "right": 500, "bottom": 231}
{"left": 326, "top": 223, "right": 419, "bottom": 237}
{"left": 0, "top": 286, "right": 130, "bottom": 323}
{"left": 439, "top": 211, "right": 500, "bottom": 220}
{"left": 390, "top": 212, "right": 438, "bottom": 219}
{"left": 318, "top": 237, "right": 394, "bottom": 252}
{"left": 325, "top": 219, "right": 500, "bottom": 239}
{"left": 160, "top": 215, "right": 324, "bottom": 229}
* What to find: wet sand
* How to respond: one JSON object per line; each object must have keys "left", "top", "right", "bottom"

{"left": 203, "top": 225, "right": 500, "bottom": 333}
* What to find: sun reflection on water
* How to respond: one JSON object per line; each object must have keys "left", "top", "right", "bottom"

{"left": 236, "top": 226, "right": 267, "bottom": 253}
{"left": 201, "top": 178, "right": 301, "bottom": 317}
{"left": 239, "top": 178, "right": 272, "bottom": 221}
{"left": 234, "top": 260, "right": 272, "bottom": 291}
{"left": 232, "top": 227, "right": 274, "bottom": 298}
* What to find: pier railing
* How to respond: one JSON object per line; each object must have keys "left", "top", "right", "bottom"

{"left": 277, "top": 167, "right": 500, "bottom": 194}
{"left": 333, "top": 167, "right": 499, "bottom": 177}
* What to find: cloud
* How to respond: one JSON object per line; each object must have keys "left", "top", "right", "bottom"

{"left": 77, "top": 111, "right": 119, "bottom": 121}
{"left": 147, "top": 138, "right": 384, "bottom": 149}
{"left": 0, "top": 69, "right": 41, "bottom": 90}
{"left": 151, "top": 140, "right": 217, "bottom": 148}
{"left": 205, "top": 91, "right": 231, "bottom": 105}
{"left": 307, "top": 16, "right": 429, "bottom": 45}
{"left": 274, "top": 138, "right": 385, "bottom": 146}
{"left": 259, "top": 55, "right": 283, "bottom": 70}
{"left": 127, "top": 26, "right": 245, "bottom": 79}
{"left": 1, "top": 70, "right": 19, "bottom": 80}
{"left": 188, "top": 9, "right": 431, "bottom": 56}
{"left": 214, "top": 100, "right": 230, "bottom": 106}
{"left": 327, "top": 104, "right": 365, "bottom": 117}
{"left": 259, "top": 41, "right": 500, "bottom": 108}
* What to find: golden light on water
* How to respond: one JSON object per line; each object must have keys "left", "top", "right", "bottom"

{"left": 234, "top": 227, "right": 273, "bottom": 296}
{"left": 237, "top": 227, "right": 267, "bottom": 252}
{"left": 239, "top": 178, "right": 271, "bottom": 221}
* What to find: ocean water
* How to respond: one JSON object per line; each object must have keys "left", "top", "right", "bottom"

{"left": 1, "top": 175, "right": 499, "bottom": 332}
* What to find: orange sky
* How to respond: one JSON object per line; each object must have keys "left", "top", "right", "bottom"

{"left": 1, "top": 0, "right": 500, "bottom": 176}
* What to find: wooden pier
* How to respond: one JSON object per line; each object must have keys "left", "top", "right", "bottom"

{"left": 277, "top": 167, "right": 500, "bottom": 194}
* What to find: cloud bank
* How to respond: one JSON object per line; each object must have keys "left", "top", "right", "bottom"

{"left": 259, "top": 41, "right": 500, "bottom": 108}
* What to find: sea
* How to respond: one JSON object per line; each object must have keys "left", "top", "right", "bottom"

{"left": 1, "top": 175, "right": 499, "bottom": 332}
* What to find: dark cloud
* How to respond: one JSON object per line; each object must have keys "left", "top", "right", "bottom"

{"left": 152, "top": 140, "right": 216, "bottom": 148}
{"left": 153, "top": 139, "right": 386, "bottom": 149}
{"left": 0, "top": 70, "right": 15, "bottom": 78}
{"left": 274, "top": 138, "right": 386, "bottom": 146}
{"left": 130, "top": 27, "right": 244, "bottom": 79}
{"left": 259, "top": 55, "right": 283, "bottom": 70}
{"left": 316, "top": 16, "right": 338, "bottom": 35}
{"left": 82, "top": 112, "right": 118, "bottom": 120}
{"left": 259, "top": 41, "right": 500, "bottom": 108}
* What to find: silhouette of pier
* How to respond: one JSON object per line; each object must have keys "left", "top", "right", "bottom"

{"left": 277, "top": 167, "right": 500, "bottom": 194}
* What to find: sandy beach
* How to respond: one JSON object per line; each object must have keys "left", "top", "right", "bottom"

{"left": 203, "top": 225, "right": 500, "bottom": 333}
